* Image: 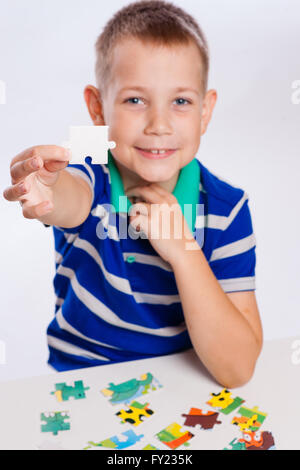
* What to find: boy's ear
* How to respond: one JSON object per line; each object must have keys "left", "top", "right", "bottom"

{"left": 200, "top": 89, "right": 217, "bottom": 136}
{"left": 84, "top": 85, "right": 105, "bottom": 125}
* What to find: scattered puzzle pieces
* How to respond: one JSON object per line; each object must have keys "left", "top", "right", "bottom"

{"left": 182, "top": 407, "right": 221, "bottom": 430}
{"left": 156, "top": 423, "right": 194, "bottom": 450}
{"left": 63, "top": 125, "right": 116, "bottom": 165}
{"left": 51, "top": 380, "right": 90, "bottom": 402}
{"left": 232, "top": 406, "right": 267, "bottom": 431}
{"left": 101, "top": 372, "right": 162, "bottom": 405}
{"left": 207, "top": 388, "right": 245, "bottom": 414}
{"left": 116, "top": 400, "right": 154, "bottom": 426}
{"left": 40, "top": 372, "right": 275, "bottom": 451}
{"left": 40, "top": 411, "right": 70, "bottom": 436}
{"left": 84, "top": 430, "right": 144, "bottom": 450}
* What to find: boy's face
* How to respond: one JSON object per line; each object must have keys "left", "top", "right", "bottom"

{"left": 85, "top": 38, "right": 216, "bottom": 191}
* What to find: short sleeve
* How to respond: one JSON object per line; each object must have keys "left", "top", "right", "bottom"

{"left": 43, "top": 157, "right": 104, "bottom": 233}
{"left": 209, "top": 193, "right": 256, "bottom": 293}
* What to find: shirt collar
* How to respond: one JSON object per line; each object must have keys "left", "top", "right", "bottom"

{"left": 107, "top": 149, "right": 200, "bottom": 233}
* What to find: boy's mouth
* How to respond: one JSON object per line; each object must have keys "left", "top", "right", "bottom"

{"left": 135, "top": 147, "right": 177, "bottom": 159}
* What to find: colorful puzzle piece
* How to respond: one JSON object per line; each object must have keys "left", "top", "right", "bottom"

{"left": 182, "top": 407, "right": 221, "bottom": 430}
{"left": 84, "top": 430, "right": 144, "bottom": 450}
{"left": 101, "top": 372, "right": 162, "bottom": 405}
{"left": 156, "top": 423, "right": 194, "bottom": 450}
{"left": 63, "top": 125, "right": 116, "bottom": 165}
{"left": 239, "top": 430, "right": 276, "bottom": 450}
{"left": 207, "top": 388, "right": 244, "bottom": 414}
{"left": 40, "top": 411, "right": 70, "bottom": 436}
{"left": 86, "top": 438, "right": 117, "bottom": 449}
{"left": 232, "top": 406, "right": 267, "bottom": 431}
{"left": 232, "top": 414, "right": 259, "bottom": 432}
{"left": 51, "top": 380, "right": 90, "bottom": 402}
{"left": 116, "top": 400, "right": 154, "bottom": 426}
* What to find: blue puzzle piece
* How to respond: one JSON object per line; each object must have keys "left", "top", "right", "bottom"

{"left": 110, "top": 430, "right": 144, "bottom": 449}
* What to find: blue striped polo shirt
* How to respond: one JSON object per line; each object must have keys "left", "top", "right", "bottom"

{"left": 46, "top": 150, "right": 256, "bottom": 372}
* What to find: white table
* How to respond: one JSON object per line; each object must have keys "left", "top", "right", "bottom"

{"left": 0, "top": 336, "right": 299, "bottom": 450}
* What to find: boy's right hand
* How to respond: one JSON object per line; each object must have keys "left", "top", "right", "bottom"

{"left": 2, "top": 145, "right": 70, "bottom": 219}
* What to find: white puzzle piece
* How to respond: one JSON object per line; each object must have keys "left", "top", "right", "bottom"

{"left": 63, "top": 125, "right": 116, "bottom": 164}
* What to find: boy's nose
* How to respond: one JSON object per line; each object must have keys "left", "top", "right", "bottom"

{"left": 144, "top": 109, "right": 173, "bottom": 136}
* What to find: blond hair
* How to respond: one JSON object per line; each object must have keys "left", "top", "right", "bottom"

{"left": 95, "top": 0, "right": 210, "bottom": 99}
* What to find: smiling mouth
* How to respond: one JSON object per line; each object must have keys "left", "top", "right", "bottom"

{"left": 135, "top": 147, "right": 177, "bottom": 158}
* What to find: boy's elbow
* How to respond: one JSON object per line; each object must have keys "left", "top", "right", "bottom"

{"left": 217, "top": 339, "right": 262, "bottom": 389}
{"left": 213, "top": 361, "right": 257, "bottom": 390}
{"left": 220, "top": 370, "right": 253, "bottom": 389}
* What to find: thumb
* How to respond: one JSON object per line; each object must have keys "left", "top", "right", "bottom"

{"left": 43, "top": 160, "right": 69, "bottom": 173}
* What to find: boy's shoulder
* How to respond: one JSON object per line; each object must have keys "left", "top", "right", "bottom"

{"left": 197, "top": 160, "right": 248, "bottom": 214}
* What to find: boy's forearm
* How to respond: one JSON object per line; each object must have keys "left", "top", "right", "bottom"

{"left": 37, "top": 170, "right": 92, "bottom": 228}
{"left": 171, "top": 246, "right": 261, "bottom": 388}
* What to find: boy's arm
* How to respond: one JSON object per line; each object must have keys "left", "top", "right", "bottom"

{"left": 37, "top": 169, "right": 93, "bottom": 228}
{"left": 172, "top": 246, "right": 263, "bottom": 389}
{"left": 126, "top": 181, "right": 261, "bottom": 389}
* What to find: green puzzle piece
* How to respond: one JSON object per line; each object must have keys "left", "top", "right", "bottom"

{"left": 224, "top": 438, "right": 246, "bottom": 450}
{"left": 41, "top": 412, "right": 70, "bottom": 436}
{"left": 51, "top": 380, "right": 90, "bottom": 401}
{"left": 106, "top": 373, "right": 160, "bottom": 404}
{"left": 156, "top": 430, "right": 175, "bottom": 443}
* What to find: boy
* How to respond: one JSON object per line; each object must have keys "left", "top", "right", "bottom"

{"left": 3, "top": 0, "right": 262, "bottom": 388}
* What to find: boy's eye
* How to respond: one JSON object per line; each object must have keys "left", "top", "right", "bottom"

{"left": 175, "top": 98, "right": 191, "bottom": 106}
{"left": 125, "top": 97, "right": 144, "bottom": 105}
{"left": 124, "top": 97, "right": 191, "bottom": 106}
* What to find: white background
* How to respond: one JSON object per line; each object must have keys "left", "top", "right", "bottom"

{"left": 0, "top": 0, "right": 299, "bottom": 381}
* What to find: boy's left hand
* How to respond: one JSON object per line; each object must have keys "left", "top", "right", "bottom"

{"left": 126, "top": 183, "right": 198, "bottom": 266}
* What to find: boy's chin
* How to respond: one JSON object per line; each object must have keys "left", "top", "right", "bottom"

{"left": 135, "top": 169, "right": 173, "bottom": 184}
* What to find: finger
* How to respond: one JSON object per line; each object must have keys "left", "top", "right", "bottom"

{"left": 126, "top": 185, "right": 163, "bottom": 204}
{"left": 10, "top": 156, "right": 43, "bottom": 185}
{"left": 129, "top": 213, "right": 148, "bottom": 236}
{"left": 10, "top": 145, "right": 70, "bottom": 169}
{"left": 2, "top": 180, "right": 30, "bottom": 202}
{"left": 22, "top": 200, "right": 53, "bottom": 219}
{"left": 129, "top": 202, "right": 150, "bottom": 217}
{"left": 43, "top": 159, "right": 70, "bottom": 173}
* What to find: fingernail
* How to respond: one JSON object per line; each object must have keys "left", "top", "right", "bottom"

{"left": 32, "top": 158, "right": 40, "bottom": 169}
{"left": 65, "top": 149, "right": 71, "bottom": 159}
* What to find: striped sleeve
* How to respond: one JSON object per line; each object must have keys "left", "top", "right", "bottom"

{"left": 43, "top": 157, "right": 103, "bottom": 233}
{"left": 209, "top": 193, "right": 256, "bottom": 293}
